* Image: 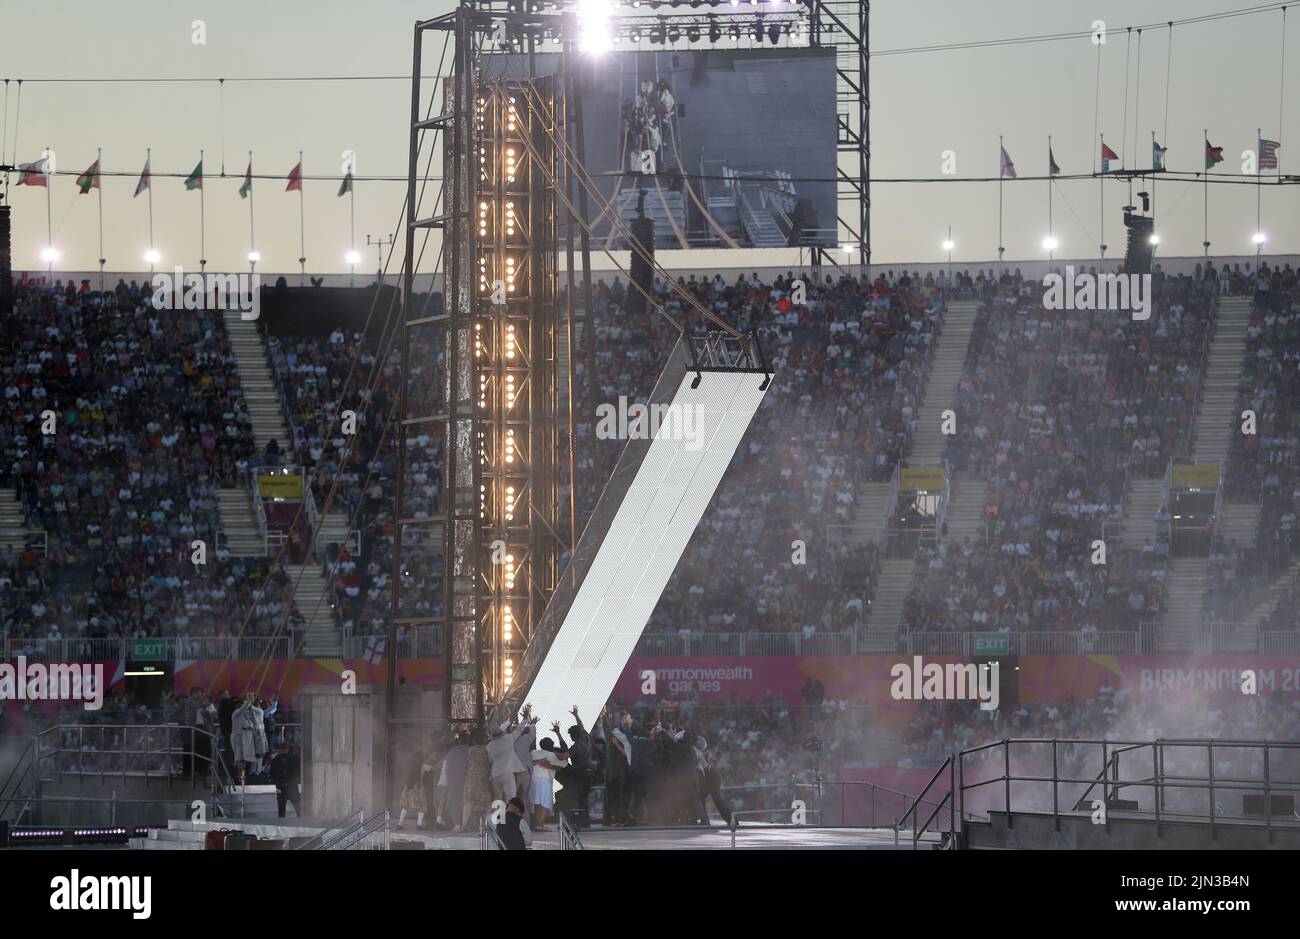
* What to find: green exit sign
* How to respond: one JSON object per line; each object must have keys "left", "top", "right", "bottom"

{"left": 130, "top": 639, "right": 169, "bottom": 662}
{"left": 973, "top": 633, "right": 1010, "bottom": 656}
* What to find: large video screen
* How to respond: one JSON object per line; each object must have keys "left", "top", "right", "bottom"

{"left": 484, "top": 48, "right": 838, "bottom": 250}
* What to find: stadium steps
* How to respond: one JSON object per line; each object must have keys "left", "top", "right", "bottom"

{"left": 1120, "top": 479, "right": 1166, "bottom": 549}
{"left": 217, "top": 488, "right": 265, "bottom": 556}
{"left": 907, "top": 301, "right": 979, "bottom": 466}
{"left": 615, "top": 188, "right": 686, "bottom": 240}
{"left": 943, "top": 474, "right": 987, "bottom": 543}
{"left": 736, "top": 187, "right": 787, "bottom": 248}
{"left": 291, "top": 563, "right": 341, "bottom": 657}
{"left": 834, "top": 480, "right": 891, "bottom": 546}
{"left": 1158, "top": 558, "right": 1209, "bottom": 651}
{"left": 1191, "top": 297, "right": 1252, "bottom": 464}
{"left": 0, "top": 491, "right": 31, "bottom": 553}
{"left": 1216, "top": 501, "right": 1259, "bottom": 549}
{"left": 862, "top": 558, "right": 917, "bottom": 648}
{"left": 1240, "top": 556, "right": 1300, "bottom": 632}
{"left": 222, "top": 311, "right": 291, "bottom": 454}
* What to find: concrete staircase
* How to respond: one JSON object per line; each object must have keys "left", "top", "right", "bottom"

{"left": 217, "top": 488, "right": 264, "bottom": 556}
{"left": 862, "top": 558, "right": 916, "bottom": 651}
{"left": 292, "top": 563, "right": 341, "bottom": 657}
{"left": 1192, "top": 297, "right": 1252, "bottom": 464}
{"left": 1121, "top": 478, "right": 1167, "bottom": 548}
{"left": 223, "top": 311, "right": 290, "bottom": 453}
{"left": 1160, "top": 558, "right": 1209, "bottom": 651}
{"left": 943, "top": 475, "right": 987, "bottom": 542}
{"left": 1216, "top": 501, "right": 1258, "bottom": 549}
{"left": 0, "top": 490, "right": 32, "bottom": 554}
{"left": 908, "top": 301, "right": 979, "bottom": 466}
{"left": 832, "top": 481, "right": 892, "bottom": 547}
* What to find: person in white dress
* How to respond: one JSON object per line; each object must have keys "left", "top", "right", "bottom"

{"left": 528, "top": 730, "right": 569, "bottom": 831}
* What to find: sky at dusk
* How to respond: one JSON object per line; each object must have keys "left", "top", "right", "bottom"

{"left": 2, "top": 0, "right": 1297, "bottom": 273}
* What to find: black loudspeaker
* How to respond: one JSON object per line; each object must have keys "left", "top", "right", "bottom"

{"left": 627, "top": 214, "right": 655, "bottom": 318}
{"left": 1123, "top": 210, "right": 1155, "bottom": 275}
{"left": 0, "top": 204, "right": 12, "bottom": 315}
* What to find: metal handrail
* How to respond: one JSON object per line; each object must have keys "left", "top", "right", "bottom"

{"left": 479, "top": 814, "right": 507, "bottom": 850}
{"left": 558, "top": 811, "right": 585, "bottom": 850}
{"left": 296, "top": 810, "right": 365, "bottom": 850}
{"left": 323, "top": 809, "right": 390, "bottom": 850}
{"left": 896, "top": 754, "right": 958, "bottom": 849}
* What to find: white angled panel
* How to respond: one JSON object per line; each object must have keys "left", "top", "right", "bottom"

{"left": 522, "top": 369, "right": 770, "bottom": 733}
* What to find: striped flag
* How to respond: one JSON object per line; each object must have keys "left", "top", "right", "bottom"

{"left": 1259, "top": 138, "right": 1280, "bottom": 170}
{"left": 1000, "top": 146, "right": 1017, "bottom": 179}
{"left": 133, "top": 156, "right": 151, "bottom": 197}
{"left": 16, "top": 158, "right": 49, "bottom": 187}
{"left": 285, "top": 161, "right": 302, "bottom": 192}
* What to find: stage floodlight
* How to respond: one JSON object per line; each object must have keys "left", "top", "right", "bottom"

{"left": 1148, "top": 234, "right": 1160, "bottom": 246}
{"left": 578, "top": 0, "right": 614, "bottom": 53}
{"left": 942, "top": 239, "right": 955, "bottom": 252}
{"left": 667, "top": 24, "right": 681, "bottom": 42}
{"left": 687, "top": 24, "right": 701, "bottom": 42}
{"left": 841, "top": 242, "right": 856, "bottom": 256}
{"left": 248, "top": 251, "right": 261, "bottom": 263}
{"left": 630, "top": 26, "right": 642, "bottom": 40}
{"left": 753, "top": 18, "right": 764, "bottom": 41}
{"left": 1252, "top": 232, "right": 1267, "bottom": 245}
{"left": 498, "top": 337, "right": 773, "bottom": 731}
{"left": 1042, "top": 236, "right": 1059, "bottom": 253}
{"left": 346, "top": 250, "right": 362, "bottom": 265}
{"left": 40, "top": 246, "right": 59, "bottom": 264}
{"left": 144, "top": 249, "right": 161, "bottom": 265}
{"left": 768, "top": 22, "right": 781, "bottom": 42}
{"left": 708, "top": 21, "right": 721, "bottom": 42}
{"left": 651, "top": 21, "right": 665, "bottom": 42}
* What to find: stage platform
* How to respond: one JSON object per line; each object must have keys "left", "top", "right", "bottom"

{"left": 133, "top": 817, "right": 940, "bottom": 851}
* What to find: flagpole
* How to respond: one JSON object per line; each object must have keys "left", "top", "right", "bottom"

{"left": 1151, "top": 131, "right": 1157, "bottom": 221}
{"left": 96, "top": 147, "right": 104, "bottom": 293}
{"left": 44, "top": 147, "right": 53, "bottom": 273}
{"left": 248, "top": 150, "right": 256, "bottom": 277}
{"left": 199, "top": 150, "right": 207, "bottom": 274}
{"left": 1203, "top": 130, "right": 1210, "bottom": 257}
{"left": 298, "top": 150, "right": 306, "bottom": 287}
{"left": 1099, "top": 134, "right": 1106, "bottom": 262}
{"left": 1257, "top": 127, "right": 1263, "bottom": 267}
{"left": 1047, "top": 135, "right": 1054, "bottom": 262}
{"left": 350, "top": 179, "right": 357, "bottom": 288}
{"left": 146, "top": 148, "right": 154, "bottom": 275}
{"left": 998, "top": 135, "right": 1004, "bottom": 263}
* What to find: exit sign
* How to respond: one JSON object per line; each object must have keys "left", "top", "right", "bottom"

{"left": 130, "top": 639, "right": 169, "bottom": 662}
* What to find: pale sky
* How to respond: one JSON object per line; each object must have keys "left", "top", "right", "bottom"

{"left": 2, "top": 0, "right": 1296, "bottom": 273}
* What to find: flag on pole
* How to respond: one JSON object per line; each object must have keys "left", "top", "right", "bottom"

{"left": 1259, "top": 138, "right": 1281, "bottom": 170}
{"left": 362, "top": 636, "right": 386, "bottom": 664}
{"left": 133, "top": 156, "right": 151, "bottom": 197}
{"left": 184, "top": 160, "right": 204, "bottom": 191}
{"left": 286, "top": 161, "right": 302, "bottom": 192}
{"left": 16, "top": 158, "right": 49, "bottom": 187}
{"left": 239, "top": 162, "right": 253, "bottom": 198}
{"left": 1152, "top": 140, "right": 1168, "bottom": 172}
{"left": 1101, "top": 142, "right": 1120, "bottom": 173}
{"left": 1000, "top": 146, "right": 1017, "bottom": 179}
{"left": 337, "top": 171, "right": 353, "bottom": 197}
{"left": 75, "top": 159, "right": 100, "bottom": 194}
{"left": 1049, "top": 148, "right": 1061, "bottom": 176}
{"left": 1205, "top": 140, "right": 1225, "bottom": 169}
